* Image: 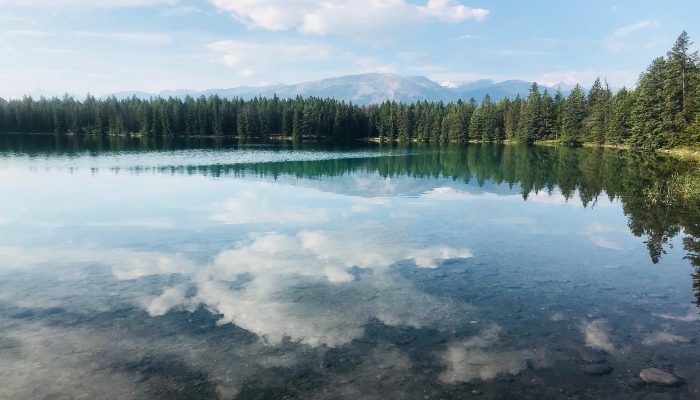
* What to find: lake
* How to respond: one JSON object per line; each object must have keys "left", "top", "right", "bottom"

{"left": 0, "top": 134, "right": 699, "bottom": 399}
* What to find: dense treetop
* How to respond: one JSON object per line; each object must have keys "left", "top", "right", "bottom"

{"left": 1, "top": 32, "right": 699, "bottom": 150}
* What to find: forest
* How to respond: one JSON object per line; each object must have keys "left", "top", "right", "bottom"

{"left": 0, "top": 32, "right": 698, "bottom": 151}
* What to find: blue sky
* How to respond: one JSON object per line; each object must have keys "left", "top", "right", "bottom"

{"left": 0, "top": 0, "right": 698, "bottom": 98}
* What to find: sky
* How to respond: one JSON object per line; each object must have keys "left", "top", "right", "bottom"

{"left": 0, "top": 0, "right": 698, "bottom": 98}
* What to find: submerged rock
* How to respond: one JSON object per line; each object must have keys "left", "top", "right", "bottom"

{"left": 639, "top": 368, "right": 682, "bottom": 386}
{"left": 582, "top": 363, "right": 613, "bottom": 376}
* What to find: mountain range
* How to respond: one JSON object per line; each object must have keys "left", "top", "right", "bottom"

{"left": 104, "top": 73, "right": 570, "bottom": 104}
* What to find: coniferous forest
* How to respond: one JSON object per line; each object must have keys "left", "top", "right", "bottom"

{"left": 1, "top": 32, "right": 699, "bottom": 151}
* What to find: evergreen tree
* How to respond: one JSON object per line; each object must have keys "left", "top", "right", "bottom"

{"left": 606, "top": 87, "right": 634, "bottom": 144}
{"left": 584, "top": 77, "right": 612, "bottom": 144}
{"left": 630, "top": 57, "right": 667, "bottom": 148}
{"left": 517, "top": 83, "right": 541, "bottom": 142}
{"left": 561, "top": 84, "right": 587, "bottom": 144}
{"left": 663, "top": 31, "right": 699, "bottom": 145}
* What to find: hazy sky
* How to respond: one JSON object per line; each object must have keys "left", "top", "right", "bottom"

{"left": 0, "top": 0, "right": 698, "bottom": 97}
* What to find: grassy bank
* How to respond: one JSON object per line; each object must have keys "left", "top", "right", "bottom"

{"left": 370, "top": 136, "right": 700, "bottom": 162}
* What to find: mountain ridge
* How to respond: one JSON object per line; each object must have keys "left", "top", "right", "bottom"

{"left": 103, "top": 73, "right": 571, "bottom": 104}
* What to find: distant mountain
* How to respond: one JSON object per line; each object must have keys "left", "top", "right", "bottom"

{"left": 103, "top": 73, "right": 568, "bottom": 104}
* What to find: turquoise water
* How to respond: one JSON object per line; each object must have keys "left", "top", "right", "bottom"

{"left": 0, "top": 135, "right": 698, "bottom": 399}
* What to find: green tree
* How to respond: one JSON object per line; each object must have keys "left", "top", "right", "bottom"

{"left": 561, "top": 84, "right": 587, "bottom": 144}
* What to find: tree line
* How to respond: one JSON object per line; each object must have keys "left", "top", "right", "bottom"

{"left": 1, "top": 32, "right": 698, "bottom": 150}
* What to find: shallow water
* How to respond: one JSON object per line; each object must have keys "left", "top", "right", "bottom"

{"left": 1, "top": 134, "right": 699, "bottom": 399}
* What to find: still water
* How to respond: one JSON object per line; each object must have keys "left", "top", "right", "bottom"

{"left": 0, "top": 135, "right": 699, "bottom": 399}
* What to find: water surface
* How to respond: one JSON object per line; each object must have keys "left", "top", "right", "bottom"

{"left": 1, "top": 135, "right": 699, "bottom": 399}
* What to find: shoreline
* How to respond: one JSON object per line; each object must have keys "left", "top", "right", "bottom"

{"left": 2, "top": 131, "right": 699, "bottom": 162}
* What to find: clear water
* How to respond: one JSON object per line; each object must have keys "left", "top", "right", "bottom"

{"left": 1, "top": 134, "right": 699, "bottom": 399}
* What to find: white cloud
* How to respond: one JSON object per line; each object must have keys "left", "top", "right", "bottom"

{"left": 653, "top": 308, "right": 700, "bottom": 322}
{"left": 582, "top": 320, "right": 616, "bottom": 353}
{"left": 535, "top": 69, "right": 638, "bottom": 89}
{"left": 210, "top": 0, "right": 488, "bottom": 39}
{"left": 583, "top": 223, "right": 624, "bottom": 251}
{"left": 35, "top": 47, "right": 77, "bottom": 54}
{"left": 159, "top": 5, "right": 201, "bottom": 16}
{"left": 457, "top": 34, "right": 481, "bottom": 40}
{"left": 421, "top": 186, "right": 575, "bottom": 206}
{"left": 0, "top": 245, "right": 195, "bottom": 279}
{"left": 207, "top": 39, "right": 332, "bottom": 77}
{"left": 144, "top": 285, "right": 188, "bottom": 316}
{"left": 210, "top": 0, "right": 311, "bottom": 31}
{"left": 134, "top": 230, "right": 472, "bottom": 347}
{"left": 605, "top": 20, "right": 661, "bottom": 53}
{"left": 496, "top": 49, "right": 549, "bottom": 56}
{"left": 211, "top": 191, "right": 329, "bottom": 225}
{"left": 418, "top": 0, "right": 488, "bottom": 22}
{"left": 439, "top": 324, "right": 549, "bottom": 383}
{"left": 4, "top": 29, "right": 50, "bottom": 37}
{"left": 353, "top": 57, "right": 397, "bottom": 74}
{"left": 207, "top": 230, "right": 472, "bottom": 283}
{"left": 0, "top": 0, "right": 177, "bottom": 7}
{"left": 71, "top": 31, "right": 171, "bottom": 45}
{"left": 641, "top": 331, "right": 691, "bottom": 346}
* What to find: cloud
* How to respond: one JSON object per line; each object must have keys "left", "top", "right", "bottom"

{"left": 457, "top": 34, "right": 481, "bottom": 40}
{"left": 418, "top": 0, "right": 488, "bottom": 22}
{"left": 207, "top": 39, "right": 332, "bottom": 77}
{"left": 0, "top": 0, "right": 177, "bottom": 7}
{"left": 653, "top": 308, "right": 700, "bottom": 322}
{"left": 535, "top": 69, "right": 638, "bottom": 89}
{"left": 582, "top": 320, "right": 616, "bottom": 353}
{"left": 439, "top": 324, "right": 549, "bottom": 383}
{"left": 4, "top": 29, "right": 50, "bottom": 37}
{"left": 71, "top": 31, "right": 171, "bottom": 45}
{"left": 159, "top": 5, "right": 201, "bottom": 16}
{"left": 85, "top": 217, "right": 176, "bottom": 228}
{"left": 139, "top": 230, "right": 472, "bottom": 347}
{"left": 353, "top": 57, "right": 397, "bottom": 74}
{"left": 210, "top": 0, "right": 488, "bottom": 39}
{"left": 605, "top": 20, "right": 661, "bottom": 53}
{"left": 0, "top": 245, "right": 195, "bottom": 280}
{"left": 144, "top": 285, "right": 188, "bottom": 316}
{"left": 583, "top": 223, "right": 624, "bottom": 251}
{"left": 641, "top": 331, "right": 691, "bottom": 346}
{"left": 496, "top": 49, "right": 549, "bottom": 56}
{"left": 211, "top": 191, "right": 329, "bottom": 225}
{"left": 34, "top": 47, "right": 77, "bottom": 54}
{"left": 207, "top": 230, "right": 472, "bottom": 283}
{"left": 422, "top": 186, "right": 574, "bottom": 206}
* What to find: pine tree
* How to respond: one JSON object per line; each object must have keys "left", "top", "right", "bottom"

{"left": 663, "top": 31, "right": 699, "bottom": 145}
{"left": 561, "top": 84, "right": 587, "bottom": 144}
{"left": 517, "top": 83, "right": 541, "bottom": 142}
{"left": 540, "top": 90, "right": 555, "bottom": 140}
{"left": 630, "top": 57, "right": 667, "bottom": 148}
{"left": 584, "top": 78, "right": 612, "bottom": 144}
{"left": 552, "top": 89, "right": 566, "bottom": 140}
{"left": 606, "top": 87, "right": 634, "bottom": 144}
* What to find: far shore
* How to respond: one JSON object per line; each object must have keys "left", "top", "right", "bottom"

{"left": 3, "top": 131, "right": 699, "bottom": 162}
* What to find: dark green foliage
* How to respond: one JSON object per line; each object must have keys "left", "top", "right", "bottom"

{"left": 561, "top": 84, "right": 587, "bottom": 144}
{"left": 630, "top": 58, "right": 667, "bottom": 149}
{"left": 1, "top": 32, "right": 699, "bottom": 149}
{"left": 583, "top": 78, "right": 612, "bottom": 144}
{"left": 516, "top": 83, "right": 541, "bottom": 142}
{"left": 606, "top": 88, "right": 634, "bottom": 144}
